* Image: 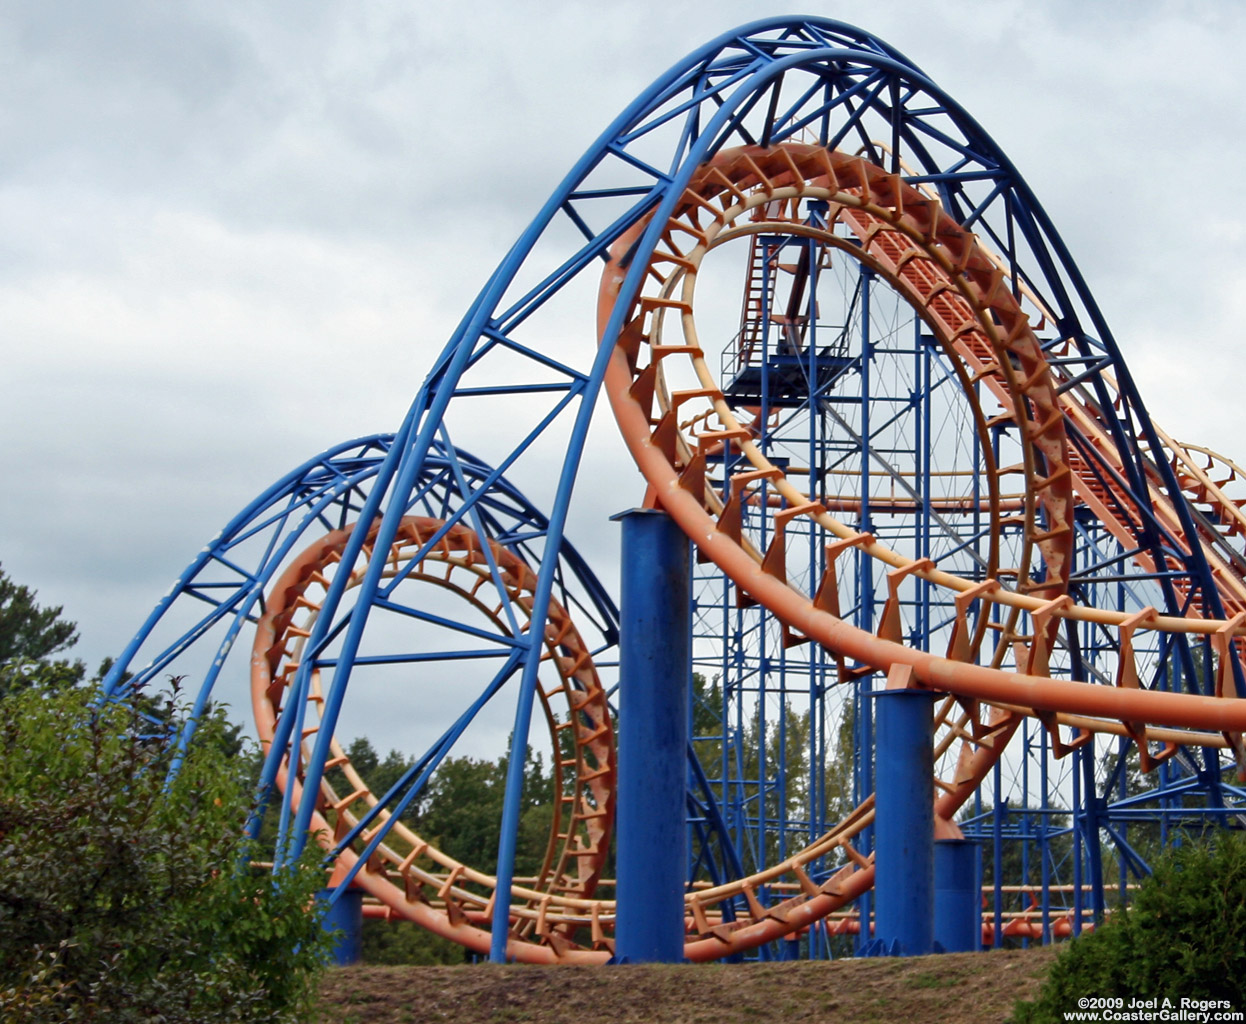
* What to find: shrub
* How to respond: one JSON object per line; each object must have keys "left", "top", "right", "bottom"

{"left": 1012, "top": 830, "right": 1246, "bottom": 1022}
{"left": 0, "top": 683, "right": 333, "bottom": 1023}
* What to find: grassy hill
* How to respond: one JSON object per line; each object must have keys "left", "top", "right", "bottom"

{"left": 314, "top": 946, "right": 1057, "bottom": 1024}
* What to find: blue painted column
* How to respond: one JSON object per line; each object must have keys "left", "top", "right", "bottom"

{"left": 319, "top": 886, "right": 364, "bottom": 965}
{"left": 935, "top": 838, "right": 982, "bottom": 953}
{"left": 611, "top": 508, "right": 691, "bottom": 962}
{"left": 873, "top": 686, "right": 935, "bottom": 956}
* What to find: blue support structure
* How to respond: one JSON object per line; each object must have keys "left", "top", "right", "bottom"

{"left": 613, "top": 508, "right": 691, "bottom": 963}
{"left": 935, "top": 839, "right": 982, "bottom": 954}
{"left": 872, "top": 686, "right": 935, "bottom": 956}
{"left": 319, "top": 886, "right": 364, "bottom": 966}
{"left": 103, "top": 16, "right": 1246, "bottom": 965}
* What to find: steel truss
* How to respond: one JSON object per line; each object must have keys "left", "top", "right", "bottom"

{"left": 105, "top": 17, "right": 1246, "bottom": 963}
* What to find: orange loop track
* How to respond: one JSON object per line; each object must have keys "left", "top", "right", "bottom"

{"left": 251, "top": 515, "right": 617, "bottom": 963}
{"left": 600, "top": 145, "right": 1246, "bottom": 737}
{"left": 589, "top": 144, "right": 1246, "bottom": 960}
{"left": 253, "top": 144, "right": 1246, "bottom": 964}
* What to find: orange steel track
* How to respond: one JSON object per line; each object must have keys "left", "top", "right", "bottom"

{"left": 256, "top": 150, "right": 1246, "bottom": 963}
{"left": 252, "top": 516, "right": 615, "bottom": 961}
{"left": 250, "top": 142, "right": 1246, "bottom": 961}
{"left": 592, "top": 144, "right": 1246, "bottom": 960}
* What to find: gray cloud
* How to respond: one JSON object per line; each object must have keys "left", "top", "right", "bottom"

{"left": 3, "top": 0, "right": 1245, "bottom": 754}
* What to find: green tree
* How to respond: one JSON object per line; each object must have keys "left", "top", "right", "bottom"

{"left": 1011, "top": 831, "right": 1246, "bottom": 1022}
{"left": 0, "top": 564, "right": 77, "bottom": 665}
{"left": 325, "top": 737, "right": 423, "bottom": 831}
{"left": 0, "top": 683, "right": 333, "bottom": 1022}
{"left": 321, "top": 737, "right": 555, "bottom": 965}
{"left": 0, "top": 564, "right": 89, "bottom": 698}
{"left": 1096, "top": 742, "right": 1216, "bottom": 879}
{"left": 324, "top": 737, "right": 491, "bottom": 966}
{"left": 0, "top": 564, "right": 127, "bottom": 698}
{"left": 417, "top": 749, "right": 553, "bottom": 878}
{"left": 357, "top": 915, "right": 465, "bottom": 966}
{"left": 689, "top": 672, "right": 843, "bottom": 871}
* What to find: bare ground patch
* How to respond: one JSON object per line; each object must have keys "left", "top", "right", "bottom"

{"left": 314, "top": 946, "right": 1057, "bottom": 1024}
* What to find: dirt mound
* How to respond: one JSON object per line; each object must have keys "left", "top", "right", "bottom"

{"left": 315, "top": 946, "right": 1057, "bottom": 1024}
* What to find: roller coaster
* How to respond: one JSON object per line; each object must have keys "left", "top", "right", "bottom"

{"left": 103, "top": 17, "right": 1246, "bottom": 962}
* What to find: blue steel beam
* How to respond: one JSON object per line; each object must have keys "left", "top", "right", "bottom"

{"left": 107, "top": 17, "right": 1246, "bottom": 961}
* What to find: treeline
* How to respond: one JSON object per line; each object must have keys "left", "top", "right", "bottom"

{"left": 323, "top": 738, "right": 557, "bottom": 964}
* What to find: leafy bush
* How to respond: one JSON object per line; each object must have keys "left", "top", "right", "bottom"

{"left": 1012, "top": 830, "right": 1246, "bottom": 1022}
{"left": 0, "top": 683, "right": 333, "bottom": 1023}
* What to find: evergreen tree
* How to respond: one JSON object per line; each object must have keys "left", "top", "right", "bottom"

{"left": 0, "top": 563, "right": 77, "bottom": 664}
{"left": 0, "top": 563, "right": 86, "bottom": 697}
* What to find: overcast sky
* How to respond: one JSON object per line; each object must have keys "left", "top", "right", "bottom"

{"left": 3, "top": 1, "right": 1245, "bottom": 750}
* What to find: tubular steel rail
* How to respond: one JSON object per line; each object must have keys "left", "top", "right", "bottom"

{"left": 104, "top": 18, "right": 1246, "bottom": 962}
